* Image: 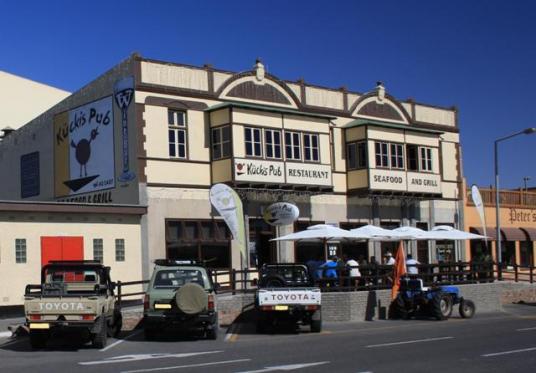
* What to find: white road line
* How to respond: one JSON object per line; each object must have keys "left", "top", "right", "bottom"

{"left": 120, "top": 358, "right": 251, "bottom": 373}
{"left": 365, "top": 336, "right": 454, "bottom": 348}
{"left": 235, "top": 361, "right": 329, "bottom": 373}
{"left": 80, "top": 351, "right": 223, "bottom": 365}
{"left": 516, "top": 326, "right": 536, "bottom": 331}
{"left": 482, "top": 346, "right": 536, "bottom": 357}
{"left": 100, "top": 329, "right": 143, "bottom": 352}
{"left": 0, "top": 332, "right": 12, "bottom": 338}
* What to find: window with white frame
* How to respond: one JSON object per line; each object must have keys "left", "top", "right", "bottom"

{"left": 211, "top": 126, "right": 231, "bottom": 160}
{"left": 168, "top": 110, "right": 187, "bottom": 158}
{"left": 264, "top": 129, "right": 282, "bottom": 159}
{"left": 375, "top": 142, "right": 389, "bottom": 168}
{"left": 245, "top": 127, "right": 262, "bottom": 157}
{"left": 93, "top": 238, "right": 103, "bottom": 263}
{"left": 347, "top": 142, "right": 367, "bottom": 170}
{"left": 390, "top": 143, "right": 405, "bottom": 169}
{"left": 115, "top": 239, "right": 125, "bottom": 262}
{"left": 303, "top": 134, "right": 319, "bottom": 162}
{"left": 15, "top": 239, "right": 26, "bottom": 263}
{"left": 285, "top": 131, "right": 301, "bottom": 160}
{"left": 420, "top": 147, "right": 433, "bottom": 171}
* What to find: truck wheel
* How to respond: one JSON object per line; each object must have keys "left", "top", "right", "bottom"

{"left": 431, "top": 292, "right": 446, "bottom": 321}
{"left": 206, "top": 325, "right": 218, "bottom": 340}
{"left": 310, "top": 310, "right": 322, "bottom": 333}
{"left": 459, "top": 299, "right": 475, "bottom": 319}
{"left": 109, "top": 314, "right": 122, "bottom": 338}
{"left": 92, "top": 319, "right": 108, "bottom": 348}
{"left": 440, "top": 294, "right": 453, "bottom": 318}
{"left": 29, "top": 331, "right": 49, "bottom": 349}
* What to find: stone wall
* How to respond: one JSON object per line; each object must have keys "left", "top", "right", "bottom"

{"left": 216, "top": 282, "right": 536, "bottom": 325}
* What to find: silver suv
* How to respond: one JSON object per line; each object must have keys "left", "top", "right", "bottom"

{"left": 143, "top": 260, "right": 218, "bottom": 340}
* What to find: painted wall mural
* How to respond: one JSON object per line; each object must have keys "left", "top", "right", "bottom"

{"left": 54, "top": 96, "right": 116, "bottom": 198}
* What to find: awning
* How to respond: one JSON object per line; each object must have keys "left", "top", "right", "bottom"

{"left": 501, "top": 227, "right": 528, "bottom": 241}
{"left": 470, "top": 227, "right": 529, "bottom": 241}
{"left": 520, "top": 227, "right": 536, "bottom": 241}
{"left": 470, "top": 227, "right": 497, "bottom": 240}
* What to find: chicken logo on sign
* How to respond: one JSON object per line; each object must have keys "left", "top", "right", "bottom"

{"left": 54, "top": 97, "right": 115, "bottom": 197}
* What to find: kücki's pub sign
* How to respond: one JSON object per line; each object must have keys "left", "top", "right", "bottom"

{"left": 234, "top": 158, "right": 332, "bottom": 186}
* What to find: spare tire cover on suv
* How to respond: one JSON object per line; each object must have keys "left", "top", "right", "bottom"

{"left": 175, "top": 283, "right": 208, "bottom": 314}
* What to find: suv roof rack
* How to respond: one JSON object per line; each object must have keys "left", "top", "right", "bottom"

{"left": 154, "top": 259, "right": 199, "bottom": 266}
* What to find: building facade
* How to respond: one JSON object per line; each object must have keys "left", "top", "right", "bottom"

{"left": 0, "top": 54, "right": 463, "bottom": 282}
{"left": 464, "top": 186, "right": 536, "bottom": 267}
{"left": 0, "top": 70, "right": 69, "bottom": 131}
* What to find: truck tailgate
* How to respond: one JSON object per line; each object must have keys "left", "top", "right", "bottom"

{"left": 257, "top": 288, "right": 321, "bottom": 306}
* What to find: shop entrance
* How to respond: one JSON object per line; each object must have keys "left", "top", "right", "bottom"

{"left": 249, "top": 219, "right": 275, "bottom": 268}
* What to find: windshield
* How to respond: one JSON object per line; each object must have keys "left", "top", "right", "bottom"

{"left": 153, "top": 269, "right": 209, "bottom": 289}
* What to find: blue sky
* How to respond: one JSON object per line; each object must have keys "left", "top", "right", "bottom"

{"left": 1, "top": 0, "right": 535, "bottom": 189}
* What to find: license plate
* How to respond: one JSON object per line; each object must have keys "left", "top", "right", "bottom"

{"left": 29, "top": 323, "right": 50, "bottom": 329}
{"left": 274, "top": 305, "right": 288, "bottom": 311}
{"left": 154, "top": 304, "right": 172, "bottom": 309}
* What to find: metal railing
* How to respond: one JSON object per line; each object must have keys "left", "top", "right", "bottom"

{"left": 116, "top": 279, "right": 149, "bottom": 307}
{"left": 467, "top": 187, "right": 536, "bottom": 208}
{"left": 112, "top": 262, "right": 536, "bottom": 301}
{"left": 208, "top": 261, "right": 522, "bottom": 294}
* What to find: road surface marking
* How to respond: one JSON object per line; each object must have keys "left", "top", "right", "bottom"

{"left": 235, "top": 361, "right": 329, "bottom": 373}
{"left": 79, "top": 351, "right": 223, "bottom": 365}
{"left": 100, "top": 329, "right": 143, "bottom": 352}
{"left": 0, "top": 332, "right": 12, "bottom": 338}
{"left": 516, "top": 326, "right": 536, "bottom": 331}
{"left": 366, "top": 336, "right": 454, "bottom": 348}
{"left": 482, "top": 346, "right": 536, "bottom": 357}
{"left": 120, "top": 359, "right": 251, "bottom": 373}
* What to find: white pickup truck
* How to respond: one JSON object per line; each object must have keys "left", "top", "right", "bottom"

{"left": 255, "top": 264, "right": 322, "bottom": 333}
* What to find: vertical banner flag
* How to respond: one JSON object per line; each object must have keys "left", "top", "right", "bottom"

{"left": 209, "top": 184, "right": 246, "bottom": 265}
{"left": 391, "top": 241, "right": 407, "bottom": 300}
{"left": 471, "top": 185, "right": 487, "bottom": 245}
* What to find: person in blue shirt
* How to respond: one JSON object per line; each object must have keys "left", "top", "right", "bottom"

{"left": 320, "top": 256, "right": 339, "bottom": 279}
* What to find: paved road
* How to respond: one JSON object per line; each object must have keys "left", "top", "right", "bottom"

{"left": 1, "top": 304, "right": 535, "bottom": 373}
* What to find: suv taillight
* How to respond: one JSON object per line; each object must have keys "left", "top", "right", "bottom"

{"left": 144, "top": 294, "right": 150, "bottom": 311}
{"left": 208, "top": 295, "right": 215, "bottom": 311}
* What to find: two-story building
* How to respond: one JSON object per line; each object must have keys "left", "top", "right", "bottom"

{"left": 0, "top": 54, "right": 463, "bottom": 283}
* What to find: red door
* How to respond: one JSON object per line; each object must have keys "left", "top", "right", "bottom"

{"left": 41, "top": 236, "right": 84, "bottom": 266}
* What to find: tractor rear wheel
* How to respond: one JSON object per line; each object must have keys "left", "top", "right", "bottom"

{"left": 459, "top": 299, "right": 475, "bottom": 319}
{"left": 431, "top": 292, "right": 447, "bottom": 321}
{"left": 390, "top": 294, "right": 408, "bottom": 319}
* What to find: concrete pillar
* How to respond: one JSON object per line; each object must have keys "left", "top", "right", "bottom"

{"left": 429, "top": 200, "right": 437, "bottom": 263}
{"left": 371, "top": 197, "right": 382, "bottom": 259}
{"left": 279, "top": 224, "right": 295, "bottom": 263}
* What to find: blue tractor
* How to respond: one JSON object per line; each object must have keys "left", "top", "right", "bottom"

{"left": 390, "top": 278, "right": 476, "bottom": 320}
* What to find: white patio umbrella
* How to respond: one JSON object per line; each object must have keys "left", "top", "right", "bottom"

{"left": 271, "top": 224, "right": 358, "bottom": 261}
{"left": 391, "top": 226, "right": 434, "bottom": 240}
{"left": 426, "top": 225, "right": 487, "bottom": 240}
{"left": 349, "top": 224, "right": 398, "bottom": 241}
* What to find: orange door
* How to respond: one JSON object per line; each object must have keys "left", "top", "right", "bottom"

{"left": 41, "top": 236, "right": 84, "bottom": 267}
